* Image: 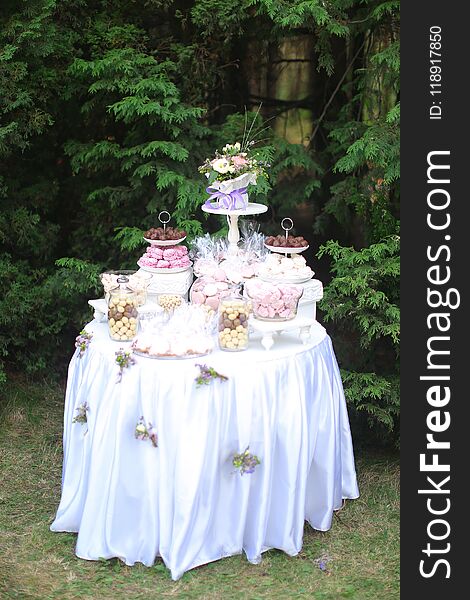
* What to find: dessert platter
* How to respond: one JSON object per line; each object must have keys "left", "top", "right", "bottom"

{"left": 143, "top": 219, "right": 187, "bottom": 246}
{"left": 264, "top": 218, "right": 309, "bottom": 254}
{"left": 257, "top": 253, "right": 314, "bottom": 283}
{"left": 133, "top": 303, "right": 214, "bottom": 359}
{"left": 138, "top": 213, "right": 192, "bottom": 272}
{"left": 90, "top": 140, "right": 323, "bottom": 355}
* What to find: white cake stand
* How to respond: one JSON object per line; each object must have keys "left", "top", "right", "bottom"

{"left": 249, "top": 315, "right": 317, "bottom": 351}
{"left": 202, "top": 202, "right": 268, "bottom": 253}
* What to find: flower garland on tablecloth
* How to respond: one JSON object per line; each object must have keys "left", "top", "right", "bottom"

{"left": 195, "top": 364, "right": 228, "bottom": 387}
{"left": 72, "top": 402, "right": 88, "bottom": 425}
{"left": 232, "top": 446, "right": 260, "bottom": 475}
{"left": 75, "top": 330, "right": 92, "bottom": 357}
{"left": 135, "top": 418, "right": 158, "bottom": 447}
{"left": 115, "top": 349, "right": 136, "bottom": 383}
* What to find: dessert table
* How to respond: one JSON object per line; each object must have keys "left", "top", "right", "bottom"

{"left": 50, "top": 320, "right": 359, "bottom": 580}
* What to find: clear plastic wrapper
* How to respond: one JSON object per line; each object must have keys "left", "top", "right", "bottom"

{"left": 190, "top": 231, "right": 265, "bottom": 284}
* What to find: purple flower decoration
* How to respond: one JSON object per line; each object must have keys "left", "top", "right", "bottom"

{"left": 75, "top": 330, "right": 92, "bottom": 357}
{"left": 72, "top": 402, "right": 88, "bottom": 425}
{"left": 232, "top": 446, "right": 260, "bottom": 475}
{"left": 135, "top": 417, "right": 158, "bottom": 448}
{"left": 314, "top": 554, "right": 332, "bottom": 573}
{"left": 115, "top": 348, "right": 136, "bottom": 383}
{"left": 195, "top": 364, "right": 228, "bottom": 387}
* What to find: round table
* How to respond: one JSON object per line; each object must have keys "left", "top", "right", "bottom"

{"left": 51, "top": 320, "right": 359, "bottom": 580}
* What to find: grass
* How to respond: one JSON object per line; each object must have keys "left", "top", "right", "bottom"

{"left": 0, "top": 376, "right": 399, "bottom": 599}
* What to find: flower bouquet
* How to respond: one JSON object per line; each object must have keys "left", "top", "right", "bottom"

{"left": 199, "top": 142, "right": 268, "bottom": 211}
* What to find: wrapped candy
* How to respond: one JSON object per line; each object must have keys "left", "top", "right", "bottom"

{"left": 190, "top": 230, "right": 265, "bottom": 285}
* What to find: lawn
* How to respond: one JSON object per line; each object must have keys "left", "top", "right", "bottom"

{"left": 0, "top": 376, "right": 399, "bottom": 599}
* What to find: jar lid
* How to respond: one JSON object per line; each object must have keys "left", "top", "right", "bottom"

{"left": 114, "top": 275, "right": 133, "bottom": 295}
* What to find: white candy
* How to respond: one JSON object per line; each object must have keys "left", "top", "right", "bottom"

{"left": 203, "top": 283, "right": 218, "bottom": 296}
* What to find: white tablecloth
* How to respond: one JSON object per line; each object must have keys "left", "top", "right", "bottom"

{"left": 51, "top": 320, "right": 359, "bottom": 580}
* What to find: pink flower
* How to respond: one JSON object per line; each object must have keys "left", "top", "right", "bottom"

{"left": 157, "top": 260, "right": 170, "bottom": 268}
{"left": 231, "top": 155, "right": 248, "bottom": 168}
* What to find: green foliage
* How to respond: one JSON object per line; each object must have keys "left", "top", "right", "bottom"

{"left": 318, "top": 236, "right": 400, "bottom": 440}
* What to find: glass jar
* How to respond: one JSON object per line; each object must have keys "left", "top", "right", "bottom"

{"left": 245, "top": 280, "right": 303, "bottom": 321}
{"left": 107, "top": 276, "right": 139, "bottom": 341}
{"left": 217, "top": 287, "right": 250, "bottom": 351}
{"left": 101, "top": 270, "right": 151, "bottom": 307}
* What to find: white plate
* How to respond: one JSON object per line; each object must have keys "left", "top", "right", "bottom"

{"left": 143, "top": 236, "right": 186, "bottom": 246}
{"left": 201, "top": 202, "right": 268, "bottom": 216}
{"left": 258, "top": 274, "right": 313, "bottom": 284}
{"left": 133, "top": 349, "right": 211, "bottom": 360}
{"left": 265, "top": 244, "right": 309, "bottom": 254}
{"left": 137, "top": 261, "right": 192, "bottom": 274}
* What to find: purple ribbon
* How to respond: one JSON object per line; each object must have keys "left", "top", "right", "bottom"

{"left": 204, "top": 186, "right": 248, "bottom": 210}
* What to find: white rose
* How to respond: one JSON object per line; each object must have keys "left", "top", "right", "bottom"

{"left": 212, "top": 158, "right": 231, "bottom": 174}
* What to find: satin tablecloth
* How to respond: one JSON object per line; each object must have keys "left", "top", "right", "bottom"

{"left": 51, "top": 320, "right": 359, "bottom": 580}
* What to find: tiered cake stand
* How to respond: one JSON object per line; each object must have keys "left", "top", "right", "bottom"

{"left": 137, "top": 211, "right": 193, "bottom": 300}
{"left": 263, "top": 217, "right": 309, "bottom": 256}
{"left": 258, "top": 217, "right": 323, "bottom": 324}
{"left": 202, "top": 202, "right": 268, "bottom": 253}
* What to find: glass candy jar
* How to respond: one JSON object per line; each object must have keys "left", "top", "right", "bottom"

{"left": 107, "top": 276, "right": 139, "bottom": 341}
{"left": 217, "top": 288, "right": 250, "bottom": 351}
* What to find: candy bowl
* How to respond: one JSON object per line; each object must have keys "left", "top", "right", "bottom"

{"left": 244, "top": 280, "right": 303, "bottom": 322}
{"left": 156, "top": 294, "right": 185, "bottom": 314}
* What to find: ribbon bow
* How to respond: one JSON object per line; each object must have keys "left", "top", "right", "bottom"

{"left": 204, "top": 186, "right": 248, "bottom": 211}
